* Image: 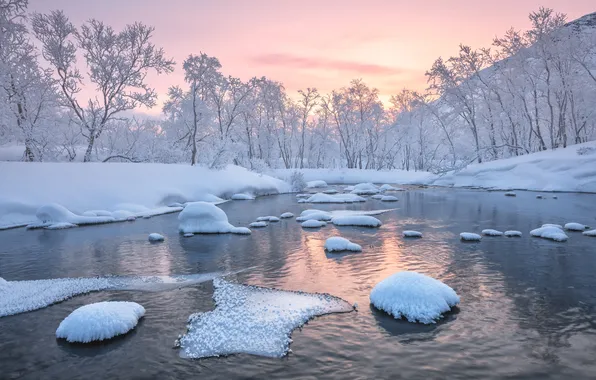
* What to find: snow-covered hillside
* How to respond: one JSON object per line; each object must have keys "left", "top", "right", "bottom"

{"left": 0, "top": 163, "right": 290, "bottom": 230}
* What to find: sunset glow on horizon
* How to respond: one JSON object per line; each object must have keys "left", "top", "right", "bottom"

{"left": 29, "top": 0, "right": 595, "bottom": 113}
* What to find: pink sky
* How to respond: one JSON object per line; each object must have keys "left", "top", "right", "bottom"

{"left": 29, "top": 0, "right": 595, "bottom": 112}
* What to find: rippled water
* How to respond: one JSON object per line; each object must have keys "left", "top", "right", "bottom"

{"left": 1, "top": 188, "right": 596, "bottom": 379}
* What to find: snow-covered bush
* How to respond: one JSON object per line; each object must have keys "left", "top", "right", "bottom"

{"left": 290, "top": 171, "right": 307, "bottom": 192}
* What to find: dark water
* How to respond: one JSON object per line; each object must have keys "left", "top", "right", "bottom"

{"left": 1, "top": 188, "right": 596, "bottom": 380}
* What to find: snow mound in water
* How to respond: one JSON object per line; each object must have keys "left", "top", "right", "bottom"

{"left": 371, "top": 194, "right": 384, "bottom": 200}
{"left": 322, "top": 189, "right": 338, "bottom": 194}
{"left": 403, "top": 231, "right": 422, "bottom": 238}
{"left": 324, "top": 237, "right": 362, "bottom": 252}
{"left": 344, "top": 185, "right": 355, "bottom": 191}
{"left": 583, "top": 229, "right": 596, "bottom": 237}
{"left": 148, "top": 233, "right": 165, "bottom": 242}
{"left": 56, "top": 301, "right": 145, "bottom": 343}
{"left": 231, "top": 227, "right": 251, "bottom": 235}
{"left": 504, "top": 230, "right": 522, "bottom": 237}
{"left": 350, "top": 183, "right": 380, "bottom": 195}
{"left": 178, "top": 278, "right": 353, "bottom": 359}
{"left": 280, "top": 212, "right": 294, "bottom": 219}
{"left": 542, "top": 223, "right": 563, "bottom": 229}
{"left": 296, "top": 211, "right": 333, "bottom": 222}
{"left": 45, "top": 222, "right": 78, "bottom": 230}
{"left": 0, "top": 272, "right": 221, "bottom": 317}
{"left": 305, "top": 180, "right": 328, "bottom": 188}
{"left": 231, "top": 193, "right": 254, "bottom": 200}
{"left": 530, "top": 226, "right": 568, "bottom": 241}
{"left": 295, "top": 194, "right": 310, "bottom": 198}
{"left": 504, "top": 192, "right": 516, "bottom": 197}
{"left": 249, "top": 221, "right": 268, "bottom": 228}
{"left": 565, "top": 222, "right": 589, "bottom": 231}
{"left": 83, "top": 210, "right": 113, "bottom": 217}
{"left": 380, "top": 184, "right": 405, "bottom": 191}
{"left": 303, "top": 193, "right": 366, "bottom": 204}
{"left": 482, "top": 229, "right": 503, "bottom": 236}
{"left": 370, "top": 271, "right": 459, "bottom": 324}
{"left": 178, "top": 202, "right": 244, "bottom": 234}
{"left": 332, "top": 215, "right": 382, "bottom": 227}
{"left": 301, "top": 220, "right": 327, "bottom": 228}
{"left": 256, "top": 216, "right": 280, "bottom": 222}
{"left": 381, "top": 195, "right": 398, "bottom": 202}
{"left": 183, "top": 233, "right": 194, "bottom": 237}
{"left": 36, "top": 203, "right": 115, "bottom": 227}
{"left": 460, "top": 232, "right": 481, "bottom": 241}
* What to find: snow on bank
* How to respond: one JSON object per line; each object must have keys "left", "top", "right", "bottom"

{"left": 324, "top": 237, "right": 362, "bottom": 252}
{"left": 305, "top": 180, "right": 328, "bottom": 188}
{"left": 370, "top": 271, "right": 459, "bottom": 324}
{"left": 428, "top": 142, "right": 596, "bottom": 193}
{"left": 0, "top": 273, "right": 221, "bottom": 317}
{"left": 178, "top": 202, "right": 250, "bottom": 234}
{"left": 272, "top": 169, "right": 432, "bottom": 185}
{"left": 299, "top": 193, "right": 366, "bottom": 204}
{"left": 0, "top": 163, "right": 290, "bottom": 230}
{"left": 177, "top": 278, "right": 353, "bottom": 358}
{"left": 56, "top": 301, "right": 145, "bottom": 343}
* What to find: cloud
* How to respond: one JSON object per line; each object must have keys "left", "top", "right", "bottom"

{"left": 252, "top": 53, "right": 406, "bottom": 76}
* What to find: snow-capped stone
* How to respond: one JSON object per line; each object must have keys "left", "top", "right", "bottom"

{"left": 56, "top": 301, "right": 145, "bottom": 343}
{"left": 178, "top": 278, "right": 352, "bottom": 358}
{"left": 381, "top": 195, "right": 399, "bottom": 202}
{"left": 323, "top": 189, "right": 339, "bottom": 194}
{"left": 301, "top": 220, "right": 327, "bottom": 228}
{"left": 249, "top": 221, "right": 268, "bottom": 228}
{"left": 403, "top": 231, "right": 422, "bottom": 238}
{"left": 112, "top": 210, "right": 136, "bottom": 221}
{"left": 256, "top": 216, "right": 280, "bottom": 222}
{"left": 324, "top": 237, "right": 362, "bottom": 252}
{"left": 296, "top": 211, "right": 333, "bottom": 222}
{"left": 305, "top": 180, "right": 328, "bottom": 188}
{"left": 482, "top": 229, "right": 504, "bottom": 236}
{"left": 583, "top": 229, "right": 596, "bottom": 237}
{"left": 504, "top": 230, "right": 522, "bottom": 237}
{"left": 350, "top": 183, "right": 380, "bottom": 195}
{"left": 148, "top": 233, "right": 165, "bottom": 242}
{"left": 230, "top": 227, "right": 251, "bottom": 235}
{"left": 504, "top": 192, "right": 516, "bottom": 197}
{"left": 460, "top": 232, "right": 481, "bottom": 241}
{"left": 178, "top": 202, "right": 243, "bottom": 234}
{"left": 280, "top": 212, "right": 294, "bottom": 219}
{"left": 303, "top": 193, "right": 366, "bottom": 204}
{"left": 332, "top": 215, "right": 382, "bottom": 227}
{"left": 564, "top": 222, "right": 589, "bottom": 231}
{"left": 542, "top": 223, "right": 563, "bottom": 229}
{"left": 530, "top": 226, "right": 568, "bottom": 242}
{"left": 231, "top": 193, "right": 254, "bottom": 200}
{"left": 371, "top": 194, "right": 384, "bottom": 200}
{"left": 45, "top": 222, "right": 78, "bottom": 230}
{"left": 370, "top": 271, "right": 460, "bottom": 324}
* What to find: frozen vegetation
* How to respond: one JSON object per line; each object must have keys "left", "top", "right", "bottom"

{"left": 0, "top": 273, "right": 221, "bottom": 317}
{"left": 324, "top": 237, "right": 362, "bottom": 252}
{"left": 370, "top": 271, "right": 460, "bottom": 324}
{"left": 460, "top": 233, "right": 482, "bottom": 241}
{"left": 148, "top": 233, "right": 165, "bottom": 242}
{"left": 530, "top": 226, "right": 569, "bottom": 242}
{"left": 177, "top": 278, "right": 353, "bottom": 358}
{"left": 332, "top": 215, "right": 382, "bottom": 228}
{"left": 178, "top": 202, "right": 249, "bottom": 234}
{"left": 482, "top": 229, "right": 504, "bottom": 236}
{"left": 56, "top": 301, "right": 145, "bottom": 343}
{"left": 403, "top": 231, "right": 423, "bottom": 238}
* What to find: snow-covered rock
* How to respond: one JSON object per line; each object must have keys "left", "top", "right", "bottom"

{"left": 350, "top": 183, "right": 380, "bottom": 195}
{"left": 332, "top": 215, "right": 382, "bottom": 227}
{"left": 280, "top": 212, "right": 294, "bottom": 219}
{"left": 45, "top": 222, "right": 78, "bottom": 230}
{"left": 296, "top": 211, "right": 333, "bottom": 222}
{"left": 504, "top": 230, "right": 522, "bottom": 237}
{"left": 305, "top": 180, "right": 328, "bottom": 188}
{"left": 256, "top": 216, "right": 280, "bottom": 222}
{"left": 564, "top": 222, "right": 590, "bottom": 231}
{"left": 380, "top": 184, "right": 405, "bottom": 192}
{"left": 231, "top": 193, "right": 255, "bottom": 200}
{"left": 369, "top": 271, "right": 459, "bottom": 324}
{"left": 301, "top": 220, "right": 327, "bottom": 228}
{"left": 542, "top": 223, "right": 563, "bottom": 229}
{"left": 371, "top": 194, "right": 384, "bottom": 200}
{"left": 323, "top": 189, "right": 339, "bottom": 194}
{"left": 403, "top": 231, "right": 422, "bottom": 238}
{"left": 460, "top": 232, "right": 481, "bottom": 241}
{"left": 230, "top": 227, "right": 251, "bottom": 235}
{"left": 482, "top": 229, "right": 504, "bottom": 236}
{"left": 148, "top": 233, "right": 165, "bottom": 242}
{"left": 504, "top": 192, "right": 517, "bottom": 197}
{"left": 303, "top": 193, "right": 366, "bottom": 204}
{"left": 178, "top": 278, "right": 352, "bottom": 358}
{"left": 36, "top": 203, "right": 115, "bottom": 228}
{"left": 530, "top": 226, "right": 569, "bottom": 242}
{"left": 381, "top": 195, "right": 399, "bottom": 202}
{"left": 583, "top": 229, "right": 596, "bottom": 237}
{"left": 178, "top": 202, "right": 245, "bottom": 234}
{"left": 249, "top": 221, "right": 268, "bottom": 228}
{"left": 324, "top": 237, "right": 362, "bottom": 252}
{"left": 56, "top": 301, "right": 145, "bottom": 343}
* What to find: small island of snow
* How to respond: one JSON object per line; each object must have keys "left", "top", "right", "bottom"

{"left": 332, "top": 215, "right": 382, "bottom": 228}
{"left": 301, "top": 220, "right": 327, "bottom": 228}
{"left": 324, "top": 237, "right": 362, "bottom": 252}
{"left": 530, "top": 226, "right": 568, "bottom": 242}
{"left": 504, "top": 230, "right": 522, "bottom": 237}
{"left": 482, "top": 229, "right": 503, "bottom": 236}
{"left": 249, "top": 221, "right": 268, "bottom": 228}
{"left": 460, "top": 232, "right": 481, "bottom": 241}
{"left": 564, "top": 222, "right": 589, "bottom": 231}
{"left": 403, "top": 231, "right": 423, "bottom": 238}
{"left": 178, "top": 202, "right": 247, "bottom": 234}
{"left": 148, "top": 233, "right": 165, "bottom": 242}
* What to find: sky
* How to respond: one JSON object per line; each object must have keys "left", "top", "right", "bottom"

{"left": 28, "top": 0, "right": 595, "bottom": 113}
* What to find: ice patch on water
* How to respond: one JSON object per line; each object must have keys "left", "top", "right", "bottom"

{"left": 56, "top": 301, "right": 145, "bottom": 343}
{"left": 0, "top": 273, "right": 221, "bottom": 317}
{"left": 177, "top": 278, "right": 353, "bottom": 359}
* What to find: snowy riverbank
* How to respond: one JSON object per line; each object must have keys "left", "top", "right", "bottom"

{"left": 0, "top": 163, "right": 290, "bottom": 230}
{"left": 271, "top": 168, "right": 433, "bottom": 185}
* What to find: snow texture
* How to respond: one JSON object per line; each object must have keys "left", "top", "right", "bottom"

{"left": 178, "top": 278, "right": 353, "bottom": 359}
{"left": 249, "top": 221, "right": 268, "bottom": 228}
{"left": 0, "top": 272, "right": 221, "bottom": 317}
{"left": 565, "top": 222, "right": 590, "bottom": 231}
{"left": 0, "top": 163, "right": 289, "bottom": 230}
{"left": 305, "top": 180, "right": 328, "bottom": 188}
{"left": 148, "top": 233, "right": 165, "bottom": 242}
{"left": 403, "top": 231, "right": 423, "bottom": 238}
{"left": 583, "top": 229, "right": 596, "bottom": 237}
{"left": 530, "top": 226, "right": 569, "bottom": 242}
{"left": 460, "top": 232, "right": 482, "bottom": 241}
{"left": 56, "top": 301, "right": 145, "bottom": 343}
{"left": 178, "top": 202, "right": 246, "bottom": 234}
{"left": 301, "top": 220, "right": 327, "bottom": 228}
{"left": 381, "top": 195, "right": 399, "bottom": 202}
{"left": 369, "top": 271, "right": 460, "bottom": 324}
{"left": 482, "top": 229, "right": 504, "bottom": 236}
{"left": 231, "top": 193, "right": 255, "bottom": 200}
{"left": 504, "top": 230, "right": 523, "bottom": 237}
{"left": 280, "top": 212, "right": 294, "bottom": 219}
{"left": 324, "top": 237, "right": 362, "bottom": 252}
{"left": 301, "top": 193, "right": 366, "bottom": 204}
{"left": 332, "top": 215, "right": 382, "bottom": 228}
